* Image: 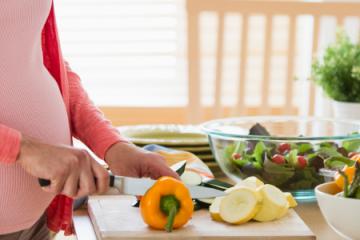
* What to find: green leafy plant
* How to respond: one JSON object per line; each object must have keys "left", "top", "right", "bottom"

{"left": 311, "top": 31, "right": 360, "bottom": 102}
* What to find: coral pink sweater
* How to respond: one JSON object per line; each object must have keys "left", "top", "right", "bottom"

{"left": 0, "top": 0, "right": 125, "bottom": 235}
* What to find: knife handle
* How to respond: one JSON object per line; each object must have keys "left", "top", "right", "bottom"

{"left": 38, "top": 174, "right": 116, "bottom": 188}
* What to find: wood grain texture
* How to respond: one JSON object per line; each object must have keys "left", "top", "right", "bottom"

{"left": 88, "top": 195, "right": 315, "bottom": 240}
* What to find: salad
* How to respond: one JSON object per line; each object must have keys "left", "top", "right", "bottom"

{"left": 223, "top": 123, "right": 360, "bottom": 191}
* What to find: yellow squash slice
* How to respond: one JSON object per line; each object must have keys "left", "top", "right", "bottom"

{"left": 220, "top": 187, "right": 262, "bottom": 224}
{"left": 253, "top": 184, "right": 289, "bottom": 222}
{"left": 209, "top": 196, "right": 224, "bottom": 222}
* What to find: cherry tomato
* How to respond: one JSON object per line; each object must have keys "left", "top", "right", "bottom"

{"left": 278, "top": 143, "right": 291, "bottom": 154}
{"left": 232, "top": 153, "right": 241, "bottom": 160}
{"left": 297, "top": 156, "right": 307, "bottom": 168}
{"left": 272, "top": 154, "right": 285, "bottom": 165}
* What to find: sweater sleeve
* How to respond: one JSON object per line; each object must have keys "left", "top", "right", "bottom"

{"left": 0, "top": 124, "right": 21, "bottom": 164}
{"left": 65, "top": 62, "right": 128, "bottom": 159}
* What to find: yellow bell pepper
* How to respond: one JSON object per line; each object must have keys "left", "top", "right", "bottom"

{"left": 335, "top": 165, "right": 355, "bottom": 190}
{"left": 140, "top": 176, "right": 194, "bottom": 232}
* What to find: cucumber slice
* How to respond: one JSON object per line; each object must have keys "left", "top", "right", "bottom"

{"left": 201, "top": 179, "right": 233, "bottom": 191}
{"left": 197, "top": 198, "right": 214, "bottom": 205}
{"left": 181, "top": 171, "right": 202, "bottom": 186}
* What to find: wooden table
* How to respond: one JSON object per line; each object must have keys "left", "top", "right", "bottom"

{"left": 73, "top": 201, "right": 342, "bottom": 240}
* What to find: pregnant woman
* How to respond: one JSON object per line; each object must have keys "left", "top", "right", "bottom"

{"left": 0, "top": 1, "right": 178, "bottom": 239}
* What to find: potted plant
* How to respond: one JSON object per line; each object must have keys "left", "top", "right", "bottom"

{"left": 312, "top": 31, "right": 360, "bottom": 120}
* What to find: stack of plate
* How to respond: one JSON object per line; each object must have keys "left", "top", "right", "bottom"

{"left": 117, "top": 124, "right": 223, "bottom": 177}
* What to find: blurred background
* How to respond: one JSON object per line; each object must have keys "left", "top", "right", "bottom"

{"left": 55, "top": 0, "right": 360, "bottom": 125}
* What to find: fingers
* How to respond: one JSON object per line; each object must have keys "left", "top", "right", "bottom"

{"left": 155, "top": 164, "right": 180, "bottom": 179}
{"left": 75, "top": 152, "right": 97, "bottom": 198}
{"left": 61, "top": 170, "right": 80, "bottom": 197}
{"left": 91, "top": 161, "right": 110, "bottom": 194}
{"left": 145, "top": 154, "right": 180, "bottom": 180}
{"left": 42, "top": 177, "right": 66, "bottom": 194}
{"left": 42, "top": 167, "right": 69, "bottom": 194}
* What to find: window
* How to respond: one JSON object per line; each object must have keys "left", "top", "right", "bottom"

{"left": 55, "top": 0, "right": 186, "bottom": 107}
{"left": 55, "top": 0, "right": 360, "bottom": 123}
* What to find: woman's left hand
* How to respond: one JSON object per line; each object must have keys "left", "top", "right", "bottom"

{"left": 104, "top": 142, "right": 179, "bottom": 180}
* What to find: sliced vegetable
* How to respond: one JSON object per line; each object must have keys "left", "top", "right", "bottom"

{"left": 220, "top": 187, "right": 262, "bottom": 224}
{"left": 235, "top": 176, "right": 264, "bottom": 190}
{"left": 253, "top": 184, "right": 289, "bottom": 222}
{"left": 284, "top": 192, "right": 298, "bottom": 208}
{"left": 140, "top": 177, "right": 193, "bottom": 232}
{"left": 209, "top": 196, "right": 224, "bottom": 222}
{"left": 180, "top": 170, "right": 202, "bottom": 186}
{"left": 196, "top": 198, "right": 214, "bottom": 205}
{"left": 201, "top": 179, "right": 233, "bottom": 191}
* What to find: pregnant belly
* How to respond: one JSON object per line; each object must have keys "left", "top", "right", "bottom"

{"left": 0, "top": 67, "right": 71, "bottom": 234}
{"left": 0, "top": 67, "right": 71, "bottom": 144}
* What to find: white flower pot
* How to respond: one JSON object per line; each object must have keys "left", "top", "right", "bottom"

{"left": 332, "top": 100, "right": 360, "bottom": 135}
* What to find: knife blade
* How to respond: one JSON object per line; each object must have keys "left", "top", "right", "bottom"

{"left": 109, "top": 175, "right": 225, "bottom": 199}
{"left": 38, "top": 174, "right": 225, "bottom": 199}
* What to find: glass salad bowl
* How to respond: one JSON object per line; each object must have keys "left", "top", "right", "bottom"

{"left": 201, "top": 116, "right": 360, "bottom": 201}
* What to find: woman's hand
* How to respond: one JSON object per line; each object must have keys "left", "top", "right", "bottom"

{"left": 17, "top": 136, "right": 109, "bottom": 198}
{"left": 105, "top": 142, "right": 179, "bottom": 180}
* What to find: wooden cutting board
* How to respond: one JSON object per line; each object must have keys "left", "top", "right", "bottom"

{"left": 88, "top": 195, "right": 315, "bottom": 240}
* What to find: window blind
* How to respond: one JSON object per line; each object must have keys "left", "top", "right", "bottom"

{"left": 55, "top": 0, "right": 186, "bottom": 107}
{"left": 55, "top": 0, "right": 359, "bottom": 115}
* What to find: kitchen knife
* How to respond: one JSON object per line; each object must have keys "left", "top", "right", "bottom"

{"left": 38, "top": 174, "right": 225, "bottom": 199}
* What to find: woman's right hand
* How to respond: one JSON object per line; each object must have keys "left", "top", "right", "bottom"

{"left": 17, "top": 135, "right": 109, "bottom": 199}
